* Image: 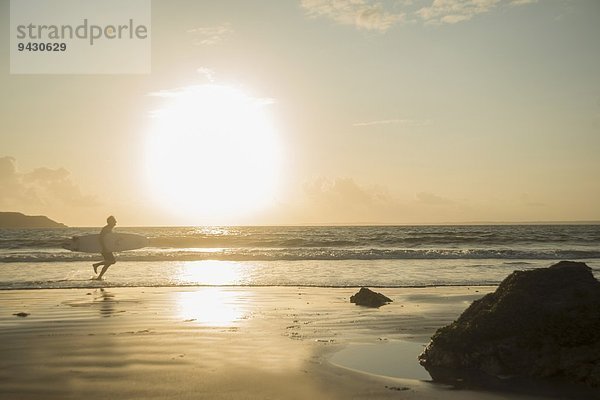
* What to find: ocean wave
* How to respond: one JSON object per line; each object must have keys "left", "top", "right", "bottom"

{"left": 2, "top": 225, "right": 599, "bottom": 250}
{"left": 2, "top": 248, "right": 600, "bottom": 262}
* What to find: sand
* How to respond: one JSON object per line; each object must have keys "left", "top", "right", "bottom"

{"left": 0, "top": 285, "right": 563, "bottom": 399}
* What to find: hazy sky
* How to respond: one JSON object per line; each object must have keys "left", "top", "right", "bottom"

{"left": 1, "top": 0, "right": 599, "bottom": 226}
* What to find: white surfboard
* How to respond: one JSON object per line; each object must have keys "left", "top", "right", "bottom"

{"left": 63, "top": 233, "right": 148, "bottom": 253}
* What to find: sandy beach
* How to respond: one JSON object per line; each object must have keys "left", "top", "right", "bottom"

{"left": 1, "top": 285, "right": 573, "bottom": 400}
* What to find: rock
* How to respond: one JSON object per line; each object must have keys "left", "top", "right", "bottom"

{"left": 350, "top": 287, "right": 392, "bottom": 308}
{"left": 419, "top": 261, "right": 600, "bottom": 388}
{"left": 13, "top": 312, "right": 29, "bottom": 317}
{"left": 385, "top": 385, "right": 410, "bottom": 391}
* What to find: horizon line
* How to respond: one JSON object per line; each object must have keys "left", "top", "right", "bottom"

{"left": 65, "top": 220, "right": 600, "bottom": 228}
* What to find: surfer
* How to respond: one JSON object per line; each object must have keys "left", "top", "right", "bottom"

{"left": 92, "top": 216, "right": 117, "bottom": 279}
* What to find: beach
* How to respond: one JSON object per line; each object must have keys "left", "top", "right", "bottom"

{"left": 1, "top": 284, "right": 567, "bottom": 400}
{"left": 1, "top": 225, "right": 599, "bottom": 398}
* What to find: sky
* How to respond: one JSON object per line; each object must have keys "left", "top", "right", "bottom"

{"left": 1, "top": 0, "right": 599, "bottom": 226}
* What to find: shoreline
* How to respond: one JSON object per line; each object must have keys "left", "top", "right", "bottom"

{"left": 6, "top": 258, "right": 598, "bottom": 291}
{"left": 0, "top": 285, "right": 582, "bottom": 399}
{"left": 0, "top": 282, "right": 502, "bottom": 290}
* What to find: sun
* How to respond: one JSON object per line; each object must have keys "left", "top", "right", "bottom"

{"left": 144, "top": 84, "right": 282, "bottom": 224}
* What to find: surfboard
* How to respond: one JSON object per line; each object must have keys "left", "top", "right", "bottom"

{"left": 63, "top": 233, "right": 148, "bottom": 253}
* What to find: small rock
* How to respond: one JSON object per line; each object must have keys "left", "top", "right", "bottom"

{"left": 385, "top": 385, "right": 409, "bottom": 391}
{"left": 13, "top": 312, "right": 29, "bottom": 317}
{"left": 350, "top": 287, "right": 392, "bottom": 308}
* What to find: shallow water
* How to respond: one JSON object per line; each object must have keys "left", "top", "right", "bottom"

{"left": 329, "top": 341, "right": 431, "bottom": 380}
{"left": 1, "top": 258, "right": 599, "bottom": 290}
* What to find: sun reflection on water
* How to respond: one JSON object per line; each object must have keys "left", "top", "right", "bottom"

{"left": 176, "top": 288, "right": 246, "bottom": 327}
{"left": 175, "top": 260, "right": 247, "bottom": 286}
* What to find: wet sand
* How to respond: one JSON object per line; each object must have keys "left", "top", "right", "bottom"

{"left": 0, "top": 286, "right": 560, "bottom": 399}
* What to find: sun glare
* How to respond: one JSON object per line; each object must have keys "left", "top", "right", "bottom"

{"left": 145, "top": 84, "right": 281, "bottom": 223}
{"left": 175, "top": 288, "right": 245, "bottom": 327}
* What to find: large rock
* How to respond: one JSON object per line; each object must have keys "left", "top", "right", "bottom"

{"left": 419, "top": 261, "right": 600, "bottom": 388}
{"left": 350, "top": 287, "right": 392, "bottom": 308}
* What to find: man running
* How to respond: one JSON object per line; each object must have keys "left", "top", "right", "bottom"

{"left": 92, "top": 216, "right": 117, "bottom": 280}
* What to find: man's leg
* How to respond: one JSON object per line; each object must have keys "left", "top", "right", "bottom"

{"left": 96, "top": 261, "right": 114, "bottom": 280}
{"left": 92, "top": 261, "right": 104, "bottom": 274}
{"left": 97, "top": 252, "right": 116, "bottom": 279}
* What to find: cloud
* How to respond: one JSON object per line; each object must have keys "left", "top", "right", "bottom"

{"left": 300, "top": 177, "right": 400, "bottom": 222}
{"left": 417, "top": 0, "right": 536, "bottom": 25}
{"left": 274, "top": 177, "right": 467, "bottom": 224}
{"left": 417, "top": 0, "right": 499, "bottom": 24}
{"left": 0, "top": 156, "right": 98, "bottom": 212}
{"left": 300, "top": 0, "right": 405, "bottom": 32}
{"left": 353, "top": 118, "right": 432, "bottom": 127}
{"left": 301, "top": 0, "right": 539, "bottom": 29}
{"left": 196, "top": 67, "right": 215, "bottom": 82}
{"left": 147, "top": 84, "right": 276, "bottom": 116}
{"left": 187, "top": 23, "right": 233, "bottom": 46}
{"left": 510, "top": 0, "right": 537, "bottom": 5}
{"left": 305, "top": 177, "right": 380, "bottom": 205}
{"left": 415, "top": 191, "right": 455, "bottom": 205}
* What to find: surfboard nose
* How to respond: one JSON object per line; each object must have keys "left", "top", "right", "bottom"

{"left": 61, "top": 238, "right": 76, "bottom": 251}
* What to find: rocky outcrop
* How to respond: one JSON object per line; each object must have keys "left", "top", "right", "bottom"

{"left": 419, "top": 261, "right": 600, "bottom": 388}
{"left": 350, "top": 287, "right": 392, "bottom": 308}
{"left": 0, "top": 212, "right": 67, "bottom": 228}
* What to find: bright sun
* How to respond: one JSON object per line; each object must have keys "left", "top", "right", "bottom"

{"left": 144, "top": 84, "right": 281, "bottom": 223}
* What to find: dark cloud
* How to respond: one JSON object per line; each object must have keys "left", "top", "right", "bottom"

{"left": 0, "top": 156, "right": 99, "bottom": 210}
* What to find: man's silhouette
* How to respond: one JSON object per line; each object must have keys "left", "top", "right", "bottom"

{"left": 92, "top": 216, "right": 117, "bottom": 280}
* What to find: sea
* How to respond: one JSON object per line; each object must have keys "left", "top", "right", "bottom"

{"left": 0, "top": 225, "right": 599, "bottom": 290}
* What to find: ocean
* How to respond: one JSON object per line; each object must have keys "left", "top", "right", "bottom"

{"left": 1, "top": 225, "right": 599, "bottom": 289}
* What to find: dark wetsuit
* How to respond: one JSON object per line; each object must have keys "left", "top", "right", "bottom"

{"left": 99, "top": 225, "right": 115, "bottom": 263}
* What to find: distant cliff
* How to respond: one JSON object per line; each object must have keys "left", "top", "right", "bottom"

{"left": 0, "top": 212, "right": 67, "bottom": 228}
